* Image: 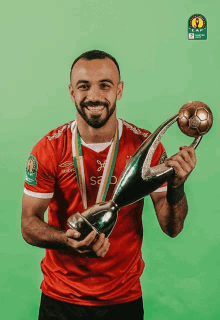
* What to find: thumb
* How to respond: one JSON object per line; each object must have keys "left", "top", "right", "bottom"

{"left": 66, "top": 229, "right": 81, "bottom": 239}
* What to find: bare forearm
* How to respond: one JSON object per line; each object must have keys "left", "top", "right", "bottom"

{"left": 22, "top": 216, "right": 69, "bottom": 250}
{"left": 21, "top": 194, "right": 109, "bottom": 256}
{"left": 158, "top": 194, "right": 188, "bottom": 237}
{"left": 152, "top": 144, "right": 196, "bottom": 237}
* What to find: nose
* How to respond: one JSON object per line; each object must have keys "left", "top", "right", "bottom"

{"left": 86, "top": 85, "right": 102, "bottom": 101}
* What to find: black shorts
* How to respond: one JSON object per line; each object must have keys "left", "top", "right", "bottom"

{"left": 38, "top": 293, "right": 144, "bottom": 320}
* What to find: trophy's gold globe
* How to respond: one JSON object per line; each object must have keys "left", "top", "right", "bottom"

{"left": 177, "top": 101, "right": 213, "bottom": 137}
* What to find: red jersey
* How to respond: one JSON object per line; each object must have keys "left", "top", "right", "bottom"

{"left": 24, "top": 119, "right": 167, "bottom": 306}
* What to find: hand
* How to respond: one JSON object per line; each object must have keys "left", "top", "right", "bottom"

{"left": 66, "top": 229, "right": 110, "bottom": 257}
{"left": 164, "top": 146, "right": 197, "bottom": 188}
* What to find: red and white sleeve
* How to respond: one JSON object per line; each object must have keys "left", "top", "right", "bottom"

{"left": 24, "top": 136, "right": 57, "bottom": 199}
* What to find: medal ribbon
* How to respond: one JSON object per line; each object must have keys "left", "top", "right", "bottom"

{"left": 72, "top": 122, "right": 119, "bottom": 210}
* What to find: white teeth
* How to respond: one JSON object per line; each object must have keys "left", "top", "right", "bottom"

{"left": 87, "top": 106, "right": 105, "bottom": 111}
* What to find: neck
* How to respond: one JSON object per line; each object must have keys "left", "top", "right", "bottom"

{"left": 76, "top": 112, "right": 117, "bottom": 143}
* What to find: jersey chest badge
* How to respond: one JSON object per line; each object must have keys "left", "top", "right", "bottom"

{"left": 25, "top": 155, "right": 38, "bottom": 185}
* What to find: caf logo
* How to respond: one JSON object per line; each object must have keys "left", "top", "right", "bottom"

{"left": 25, "top": 155, "right": 38, "bottom": 185}
{"left": 189, "top": 14, "right": 206, "bottom": 29}
{"left": 188, "top": 14, "right": 207, "bottom": 40}
{"left": 27, "top": 157, "right": 37, "bottom": 173}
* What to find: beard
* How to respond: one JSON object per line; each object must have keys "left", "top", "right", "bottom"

{"left": 75, "top": 99, "right": 117, "bottom": 129}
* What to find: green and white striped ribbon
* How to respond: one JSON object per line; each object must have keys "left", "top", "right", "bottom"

{"left": 72, "top": 122, "right": 119, "bottom": 209}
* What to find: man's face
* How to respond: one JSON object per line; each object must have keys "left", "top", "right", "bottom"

{"left": 69, "top": 58, "right": 124, "bottom": 128}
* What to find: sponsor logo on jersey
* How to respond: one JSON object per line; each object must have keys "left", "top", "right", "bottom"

{"left": 25, "top": 155, "right": 38, "bottom": 185}
{"left": 97, "top": 160, "right": 106, "bottom": 172}
{"left": 90, "top": 175, "right": 117, "bottom": 186}
{"left": 59, "top": 161, "right": 75, "bottom": 173}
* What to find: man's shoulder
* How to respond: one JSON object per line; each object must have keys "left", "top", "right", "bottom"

{"left": 121, "top": 119, "right": 151, "bottom": 140}
{"left": 32, "top": 120, "right": 74, "bottom": 153}
{"left": 45, "top": 120, "right": 74, "bottom": 141}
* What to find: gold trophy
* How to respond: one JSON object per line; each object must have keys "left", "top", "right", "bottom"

{"left": 67, "top": 101, "right": 213, "bottom": 240}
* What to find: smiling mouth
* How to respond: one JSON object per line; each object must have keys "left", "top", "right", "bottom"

{"left": 87, "top": 106, "right": 105, "bottom": 112}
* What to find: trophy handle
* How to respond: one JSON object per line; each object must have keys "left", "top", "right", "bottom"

{"left": 113, "top": 113, "right": 203, "bottom": 208}
{"left": 142, "top": 135, "right": 202, "bottom": 180}
{"left": 190, "top": 135, "right": 202, "bottom": 149}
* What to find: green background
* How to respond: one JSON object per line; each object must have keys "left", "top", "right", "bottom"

{"left": 1, "top": 0, "right": 219, "bottom": 319}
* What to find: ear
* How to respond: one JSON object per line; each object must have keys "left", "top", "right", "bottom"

{"left": 116, "top": 81, "right": 124, "bottom": 101}
{"left": 68, "top": 84, "right": 76, "bottom": 103}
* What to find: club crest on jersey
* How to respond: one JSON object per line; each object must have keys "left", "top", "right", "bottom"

{"left": 25, "top": 155, "right": 38, "bottom": 185}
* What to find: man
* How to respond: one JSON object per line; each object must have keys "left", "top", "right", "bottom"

{"left": 21, "top": 50, "right": 196, "bottom": 319}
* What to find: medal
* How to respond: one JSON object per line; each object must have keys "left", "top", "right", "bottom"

{"left": 72, "top": 122, "right": 119, "bottom": 209}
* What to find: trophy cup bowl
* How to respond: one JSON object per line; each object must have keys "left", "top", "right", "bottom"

{"left": 67, "top": 201, "right": 118, "bottom": 241}
{"left": 67, "top": 101, "right": 213, "bottom": 239}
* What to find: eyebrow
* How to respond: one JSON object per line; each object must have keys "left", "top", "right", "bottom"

{"left": 99, "top": 79, "right": 114, "bottom": 85}
{"left": 76, "top": 80, "right": 89, "bottom": 86}
{"left": 76, "top": 79, "right": 114, "bottom": 86}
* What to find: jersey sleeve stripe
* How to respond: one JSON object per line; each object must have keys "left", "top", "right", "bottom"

{"left": 24, "top": 188, "right": 54, "bottom": 199}
{"left": 153, "top": 186, "right": 167, "bottom": 193}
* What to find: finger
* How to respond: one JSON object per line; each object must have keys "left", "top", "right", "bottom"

{"left": 92, "top": 233, "right": 106, "bottom": 252}
{"left": 165, "top": 159, "right": 189, "bottom": 180}
{"left": 176, "top": 150, "right": 195, "bottom": 170}
{"left": 66, "top": 228, "right": 81, "bottom": 239}
{"left": 95, "top": 238, "right": 110, "bottom": 257}
{"left": 66, "top": 230, "right": 97, "bottom": 251}
{"left": 99, "top": 241, "right": 110, "bottom": 258}
{"left": 186, "top": 146, "right": 197, "bottom": 165}
{"left": 79, "top": 230, "right": 97, "bottom": 248}
{"left": 66, "top": 237, "right": 81, "bottom": 250}
{"left": 76, "top": 248, "right": 92, "bottom": 254}
{"left": 166, "top": 156, "right": 191, "bottom": 175}
{"left": 167, "top": 147, "right": 195, "bottom": 171}
{"left": 180, "top": 146, "right": 197, "bottom": 165}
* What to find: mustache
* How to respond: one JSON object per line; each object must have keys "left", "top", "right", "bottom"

{"left": 80, "top": 101, "right": 109, "bottom": 108}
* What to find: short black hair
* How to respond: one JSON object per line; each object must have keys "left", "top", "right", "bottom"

{"left": 70, "top": 49, "right": 121, "bottom": 82}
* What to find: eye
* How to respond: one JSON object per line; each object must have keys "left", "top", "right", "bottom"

{"left": 100, "top": 83, "right": 111, "bottom": 89}
{"left": 78, "top": 84, "right": 90, "bottom": 90}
